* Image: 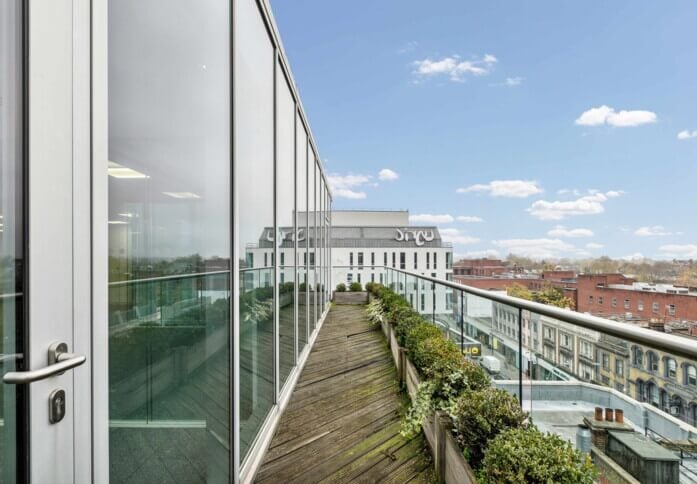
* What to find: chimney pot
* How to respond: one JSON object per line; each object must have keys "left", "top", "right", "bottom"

{"left": 594, "top": 407, "right": 603, "bottom": 421}
{"left": 605, "top": 408, "right": 614, "bottom": 422}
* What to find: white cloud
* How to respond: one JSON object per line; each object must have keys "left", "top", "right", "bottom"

{"left": 575, "top": 105, "right": 657, "bottom": 127}
{"left": 327, "top": 173, "right": 372, "bottom": 199}
{"left": 456, "top": 216, "right": 484, "bottom": 223}
{"left": 659, "top": 244, "right": 697, "bottom": 258}
{"left": 332, "top": 188, "right": 366, "bottom": 200}
{"left": 378, "top": 168, "right": 399, "bottom": 181}
{"left": 493, "top": 238, "right": 587, "bottom": 259}
{"left": 455, "top": 249, "right": 501, "bottom": 259}
{"left": 547, "top": 225, "right": 594, "bottom": 238}
{"left": 527, "top": 190, "right": 623, "bottom": 220}
{"left": 409, "top": 213, "right": 454, "bottom": 224}
{"left": 501, "top": 76, "right": 524, "bottom": 87}
{"left": 678, "top": 130, "right": 697, "bottom": 140}
{"left": 412, "top": 54, "right": 497, "bottom": 82}
{"left": 440, "top": 228, "right": 480, "bottom": 245}
{"left": 457, "top": 180, "right": 542, "bottom": 198}
{"left": 398, "top": 41, "right": 418, "bottom": 54}
{"left": 621, "top": 253, "right": 646, "bottom": 261}
{"left": 634, "top": 225, "right": 672, "bottom": 237}
{"left": 557, "top": 188, "right": 582, "bottom": 196}
{"left": 586, "top": 243, "right": 604, "bottom": 250}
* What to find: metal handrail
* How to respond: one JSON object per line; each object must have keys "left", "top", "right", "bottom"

{"left": 108, "top": 270, "right": 230, "bottom": 287}
{"left": 385, "top": 267, "right": 697, "bottom": 361}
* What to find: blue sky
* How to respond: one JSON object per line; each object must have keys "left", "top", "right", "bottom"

{"left": 271, "top": 0, "right": 697, "bottom": 261}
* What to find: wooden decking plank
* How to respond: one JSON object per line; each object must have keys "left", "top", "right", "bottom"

{"left": 255, "top": 304, "right": 433, "bottom": 483}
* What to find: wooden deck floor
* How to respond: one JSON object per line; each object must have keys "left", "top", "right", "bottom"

{"left": 255, "top": 304, "right": 433, "bottom": 483}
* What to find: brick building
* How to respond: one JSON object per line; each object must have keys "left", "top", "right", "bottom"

{"left": 576, "top": 274, "right": 697, "bottom": 323}
{"left": 454, "top": 269, "right": 578, "bottom": 304}
{"left": 453, "top": 259, "right": 697, "bottom": 324}
{"left": 453, "top": 258, "right": 506, "bottom": 277}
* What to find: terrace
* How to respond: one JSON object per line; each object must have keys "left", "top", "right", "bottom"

{"left": 253, "top": 267, "right": 697, "bottom": 482}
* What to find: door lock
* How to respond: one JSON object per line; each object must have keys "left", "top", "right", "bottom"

{"left": 49, "top": 388, "right": 66, "bottom": 424}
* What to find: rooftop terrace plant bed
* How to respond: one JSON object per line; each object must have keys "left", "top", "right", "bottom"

{"left": 365, "top": 282, "right": 596, "bottom": 484}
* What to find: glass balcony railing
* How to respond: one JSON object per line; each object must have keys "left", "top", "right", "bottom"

{"left": 376, "top": 267, "right": 697, "bottom": 478}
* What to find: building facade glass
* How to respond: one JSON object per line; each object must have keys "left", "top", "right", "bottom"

{"left": 276, "top": 61, "right": 296, "bottom": 388}
{"left": 296, "top": 120, "right": 308, "bottom": 351}
{"left": 106, "top": 0, "right": 331, "bottom": 480}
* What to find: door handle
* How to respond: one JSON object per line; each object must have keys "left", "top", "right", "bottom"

{"left": 3, "top": 342, "right": 86, "bottom": 384}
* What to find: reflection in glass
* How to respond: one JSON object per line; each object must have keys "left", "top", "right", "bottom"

{"left": 108, "top": 0, "right": 231, "bottom": 481}
{"left": 277, "top": 62, "right": 296, "bottom": 387}
{"left": 237, "top": 0, "right": 275, "bottom": 461}
{"left": 296, "top": 120, "right": 308, "bottom": 351}
{"left": 308, "top": 155, "right": 316, "bottom": 332}
{"left": 0, "top": 2, "right": 23, "bottom": 481}
{"left": 434, "top": 282, "right": 458, "bottom": 343}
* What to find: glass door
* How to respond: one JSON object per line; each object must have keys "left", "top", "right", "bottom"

{"left": 1, "top": 1, "right": 93, "bottom": 482}
{"left": 0, "top": 1, "right": 27, "bottom": 482}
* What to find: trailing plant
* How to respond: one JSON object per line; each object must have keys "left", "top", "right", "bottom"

{"left": 366, "top": 298, "right": 385, "bottom": 325}
{"left": 449, "top": 387, "right": 527, "bottom": 469}
{"left": 401, "top": 380, "right": 438, "bottom": 438}
{"left": 479, "top": 427, "right": 596, "bottom": 484}
{"left": 349, "top": 282, "right": 363, "bottom": 292}
{"left": 336, "top": 283, "right": 346, "bottom": 292}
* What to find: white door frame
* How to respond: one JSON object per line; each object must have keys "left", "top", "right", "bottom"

{"left": 26, "top": 0, "right": 93, "bottom": 482}
{"left": 90, "top": 0, "right": 110, "bottom": 481}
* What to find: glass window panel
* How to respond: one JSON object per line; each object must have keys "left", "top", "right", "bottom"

{"left": 296, "top": 119, "right": 307, "bottom": 350}
{"left": 0, "top": 2, "right": 24, "bottom": 480}
{"left": 236, "top": 0, "right": 275, "bottom": 461}
{"left": 320, "top": 177, "right": 326, "bottom": 312}
{"left": 276, "top": 63, "right": 295, "bottom": 387}
{"left": 307, "top": 151, "right": 316, "bottom": 332}
{"left": 108, "top": 0, "right": 231, "bottom": 480}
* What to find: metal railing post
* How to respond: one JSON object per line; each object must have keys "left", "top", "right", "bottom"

{"left": 518, "top": 307, "right": 523, "bottom": 409}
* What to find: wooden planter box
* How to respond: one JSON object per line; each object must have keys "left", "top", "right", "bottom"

{"left": 384, "top": 323, "right": 477, "bottom": 483}
{"left": 332, "top": 291, "right": 368, "bottom": 304}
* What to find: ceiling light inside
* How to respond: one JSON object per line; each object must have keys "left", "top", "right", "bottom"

{"left": 108, "top": 161, "right": 149, "bottom": 179}
{"left": 162, "top": 192, "right": 201, "bottom": 199}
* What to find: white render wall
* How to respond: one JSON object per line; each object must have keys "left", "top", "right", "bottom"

{"left": 332, "top": 246, "right": 452, "bottom": 286}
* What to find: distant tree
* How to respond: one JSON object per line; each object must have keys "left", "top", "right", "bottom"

{"left": 507, "top": 283, "right": 574, "bottom": 309}
{"left": 677, "top": 269, "right": 697, "bottom": 287}
{"left": 588, "top": 256, "right": 618, "bottom": 274}
{"left": 535, "top": 286, "right": 575, "bottom": 309}
{"left": 507, "top": 284, "right": 534, "bottom": 301}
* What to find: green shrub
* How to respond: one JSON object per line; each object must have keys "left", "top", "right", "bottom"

{"left": 480, "top": 427, "right": 596, "bottom": 484}
{"left": 385, "top": 304, "right": 416, "bottom": 326}
{"left": 403, "top": 322, "right": 443, "bottom": 357}
{"left": 336, "top": 283, "right": 346, "bottom": 292}
{"left": 349, "top": 282, "right": 363, "bottom": 292}
{"left": 410, "top": 335, "right": 461, "bottom": 378}
{"left": 450, "top": 388, "right": 527, "bottom": 469}
{"left": 393, "top": 314, "right": 423, "bottom": 347}
{"left": 365, "top": 281, "right": 376, "bottom": 293}
{"left": 280, "top": 281, "right": 295, "bottom": 294}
